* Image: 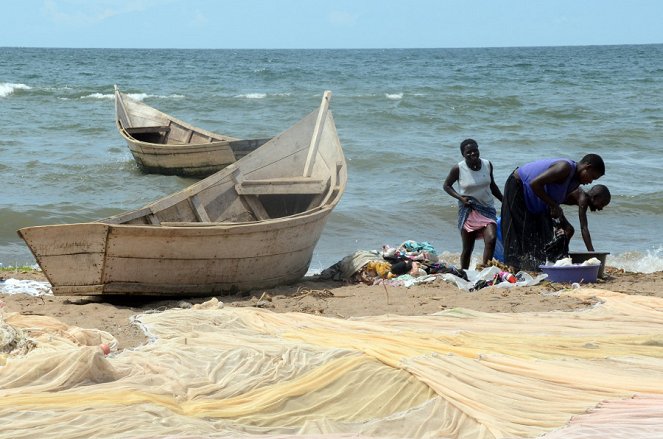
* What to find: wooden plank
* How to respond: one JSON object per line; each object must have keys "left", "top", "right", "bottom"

{"left": 236, "top": 177, "right": 326, "bottom": 195}
{"left": 243, "top": 196, "right": 270, "bottom": 220}
{"left": 105, "top": 217, "right": 326, "bottom": 259}
{"left": 227, "top": 163, "right": 270, "bottom": 220}
{"left": 104, "top": 206, "right": 155, "bottom": 224}
{"left": 52, "top": 284, "right": 105, "bottom": 296}
{"left": 185, "top": 129, "right": 194, "bottom": 143}
{"left": 125, "top": 126, "right": 171, "bottom": 135}
{"left": 190, "top": 194, "right": 211, "bottom": 222}
{"left": 103, "top": 243, "right": 314, "bottom": 286}
{"left": 303, "top": 91, "right": 331, "bottom": 177}
{"left": 114, "top": 85, "right": 133, "bottom": 127}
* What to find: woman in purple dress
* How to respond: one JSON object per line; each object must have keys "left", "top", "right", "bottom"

{"left": 500, "top": 154, "right": 605, "bottom": 271}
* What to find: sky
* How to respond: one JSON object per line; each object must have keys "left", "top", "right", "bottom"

{"left": 1, "top": 0, "right": 662, "bottom": 49}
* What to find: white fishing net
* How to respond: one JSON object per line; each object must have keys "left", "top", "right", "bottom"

{"left": 1, "top": 290, "right": 662, "bottom": 438}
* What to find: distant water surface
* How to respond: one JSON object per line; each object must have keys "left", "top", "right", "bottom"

{"left": 1, "top": 45, "right": 662, "bottom": 273}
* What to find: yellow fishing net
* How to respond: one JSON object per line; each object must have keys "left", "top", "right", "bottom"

{"left": 1, "top": 289, "right": 662, "bottom": 438}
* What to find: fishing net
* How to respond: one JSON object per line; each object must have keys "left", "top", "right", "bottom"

{"left": 1, "top": 290, "right": 662, "bottom": 438}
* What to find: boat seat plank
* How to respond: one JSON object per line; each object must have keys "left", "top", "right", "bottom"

{"left": 236, "top": 177, "right": 326, "bottom": 195}
{"left": 190, "top": 194, "right": 211, "bottom": 222}
{"left": 125, "top": 126, "right": 171, "bottom": 134}
{"left": 242, "top": 196, "right": 270, "bottom": 220}
{"left": 147, "top": 214, "right": 161, "bottom": 225}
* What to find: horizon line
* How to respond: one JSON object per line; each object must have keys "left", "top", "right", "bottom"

{"left": 2, "top": 42, "right": 662, "bottom": 51}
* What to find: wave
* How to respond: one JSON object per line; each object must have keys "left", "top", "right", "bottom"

{"left": 0, "top": 82, "right": 31, "bottom": 97}
{"left": 611, "top": 192, "right": 663, "bottom": 215}
{"left": 79, "top": 92, "right": 183, "bottom": 101}
{"left": 120, "top": 93, "right": 186, "bottom": 101}
{"left": 610, "top": 246, "right": 663, "bottom": 274}
{"left": 80, "top": 92, "right": 115, "bottom": 100}
{"left": 386, "top": 93, "right": 403, "bottom": 100}
{"left": 235, "top": 93, "right": 267, "bottom": 99}
{"left": 528, "top": 105, "right": 598, "bottom": 120}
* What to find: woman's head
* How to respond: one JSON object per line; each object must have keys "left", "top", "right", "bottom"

{"left": 460, "top": 138, "right": 481, "bottom": 167}
{"left": 577, "top": 153, "right": 605, "bottom": 184}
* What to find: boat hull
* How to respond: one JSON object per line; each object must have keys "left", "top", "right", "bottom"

{"left": 123, "top": 132, "right": 271, "bottom": 177}
{"left": 19, "top": 208, "right": 332, "bottom": 296}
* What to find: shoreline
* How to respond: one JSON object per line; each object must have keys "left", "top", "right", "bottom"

{"left": 2, "top": 266, "right": 662, "bottom": 351}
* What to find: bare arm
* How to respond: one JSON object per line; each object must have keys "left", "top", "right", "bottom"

{"left": 529, "top": 161, "right": 573, "bottom": 218}
{"left": 489, "top": 161, "right": 503, "bottom": 202}
{"left": 577, "top": 200, "right": 594, "bottom": 251}
{"left": 443, "top": 165, "right": 470, "bottom": 205}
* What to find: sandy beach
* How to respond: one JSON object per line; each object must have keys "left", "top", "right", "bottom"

{"left": 3, "top": 263, "right": 663, "bottom": 438}
{"left": 2, "top": 265, "right": 661, "bottom": 351}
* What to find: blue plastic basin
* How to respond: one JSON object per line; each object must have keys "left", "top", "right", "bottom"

{"left": 539, "top": 264, "right": 600, "bottom": 283}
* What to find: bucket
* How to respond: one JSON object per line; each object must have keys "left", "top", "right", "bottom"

{"left": 568, "top": 252, "right": 609, "bottom": 278}
{"left": 539, "top": 264, "right": 600, "bottom": 283}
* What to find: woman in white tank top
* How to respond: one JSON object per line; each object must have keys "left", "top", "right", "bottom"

{"left": 443, "top": 139, "right": 503, "bottom": 269}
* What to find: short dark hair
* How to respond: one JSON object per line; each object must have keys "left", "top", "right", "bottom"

{"left": 588, "top": 184, "right": 611, "bottom": 203}
{"left": 460, "top": 138, "right": 478, "bottom": 153}
{"left": 579, "top": 153, "right": 605, "bottom": 176}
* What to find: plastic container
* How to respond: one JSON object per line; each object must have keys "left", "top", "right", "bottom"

{"left": 539, "top": 263, "right": 600, "bottom": 283}
{"left": 568, "top": 252, "right": 609, "bottom": 279}
{"left": 494, "top": 217, "right": 504, "bottom": 262}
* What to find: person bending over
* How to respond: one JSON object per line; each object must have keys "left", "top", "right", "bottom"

{"left": 559, "top": 184, "right": 611, "bottom": 252}
{"left": 443, "top": 138, "right": 503, "bottom": 269}
{"left": 500, "top": 154, "right": 605, "bottom": 271}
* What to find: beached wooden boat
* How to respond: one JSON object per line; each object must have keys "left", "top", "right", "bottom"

{"left": 115, "top": 85, "right": 271, "bottom": 176}
{"left": 19, "top": 91, "right": 346, "bottom": 296}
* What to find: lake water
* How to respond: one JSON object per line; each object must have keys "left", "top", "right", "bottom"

{"left": 1, "top": 45, "right": 662, "bottom": 273}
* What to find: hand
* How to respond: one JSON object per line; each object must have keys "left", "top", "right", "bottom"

{"left": 461, "top": 197, "right": 473, "bottom": 207}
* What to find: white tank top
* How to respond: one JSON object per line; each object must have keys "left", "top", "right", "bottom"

{"left": 458, "top": 158, "right": 494, "bottom": 207}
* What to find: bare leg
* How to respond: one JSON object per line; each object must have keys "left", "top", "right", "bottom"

{"left": 482, "top": 223, "right": 498, "bottom": 265}
{"left": 460, "top": 229, "right": 476, "bottom": 269}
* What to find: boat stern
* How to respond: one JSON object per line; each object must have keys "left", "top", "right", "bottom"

{"left": 17, "top": 223, "right": 110, "bottom": 295}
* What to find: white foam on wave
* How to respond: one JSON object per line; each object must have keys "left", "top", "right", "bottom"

{"left": 114, "top": 93, "right": 185, "bottom": 101}
{"left": 0, "top": 82, "right": 31, "bottom": 97}
{"left": 236, "top": 93, "right": 267, "bottom": 99}
{"left": 81, "top": 92, "right": 114, "bottom": 100}
{"left": 386, "top": 93, "right": 403, "bottom": 100}
{"left": 609, "top": 246, "right": 663, "bottom": 274}
{"left": 126, "top": 93, "right": 149, "bottom": 101}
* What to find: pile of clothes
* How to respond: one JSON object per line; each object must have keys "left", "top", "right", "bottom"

{"left": 318, "top": 240, "right": 547, "bottom": 291}
{"left": 318, "top": 240, "right": 467, "bottom": 286}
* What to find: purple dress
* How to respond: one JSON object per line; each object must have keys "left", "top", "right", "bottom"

{"left": 518, "top": 159, "right": 579, "bottom": 214}
{"left": 500, "top": 159, "right": 579, "bottom": 271}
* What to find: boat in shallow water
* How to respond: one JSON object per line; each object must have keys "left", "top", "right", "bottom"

{"left": 19, "top": 91, "right": 346, "bottom": 296}
{"left": 115, "top": 85, "right": 271, "bottom": 177}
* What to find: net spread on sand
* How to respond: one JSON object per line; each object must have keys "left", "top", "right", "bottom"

{"left": 1, "top": 288, "right": 662, "bottom": 438}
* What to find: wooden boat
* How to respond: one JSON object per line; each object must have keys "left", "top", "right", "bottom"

{"left": 115, "top": 85, "right": 271, "bottom": 177}
{"left": 19, "top": 91, "right": 346, "bottom": 296}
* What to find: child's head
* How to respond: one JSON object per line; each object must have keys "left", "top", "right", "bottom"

{"left": 587, "top": 184, "right": 611, "bottom": 211}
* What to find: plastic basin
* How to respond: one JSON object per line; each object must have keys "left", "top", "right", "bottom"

{"left": 568, "top": 252, "right": 609, "bottom": 278}
{"left": 539, "top": 264, "right": 600, "bottom": 283}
